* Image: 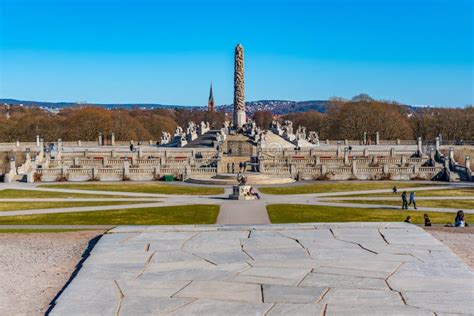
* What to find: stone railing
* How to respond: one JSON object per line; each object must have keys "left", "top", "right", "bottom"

{"left": 190, "top": 167, "right": 217, "bottom": 175}
{"left": 261, "top": 166, "right": 291, "bottom": 175}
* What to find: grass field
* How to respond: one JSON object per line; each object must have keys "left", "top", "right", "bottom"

{"left": 0, "top": 205, "right": 220, "bottom": 225}
{"left": 259, "top": 181, "right": 438, "bottom": 195}
{"left": 329, "top": 199, "right": 474, "bottom": 209}
{"left": 350, "top": 187, "right": 474, "bottom": 198}
{"left": 0, "top": 229, "right": 98, "bottom": 233}
{"left": 40, "top": 183, "right": 224, "bottom": 195}
{"left": 0, "top": 189, "right": 126, "bottom": 199}
{"left": 267, "top": 204, "right": 472, "bottom": 224}
{"left": 0, "top": 201, "right": 151, "bottom": 212}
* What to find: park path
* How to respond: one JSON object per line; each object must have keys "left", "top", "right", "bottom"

{"left": 0, "top": 183, "right": 473, "bottom": 222}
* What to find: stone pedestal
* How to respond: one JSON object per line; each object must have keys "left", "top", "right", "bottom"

{"left": 229, "top": 185, "right": 256, "bottom": 200}
{"left": 234, "top": 111, "right": 246, "bottom": 129}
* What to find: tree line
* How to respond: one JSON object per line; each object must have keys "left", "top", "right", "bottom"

{"left": 0, "top": 100, "right": 472, "bottom": 142}
{"left": 254, "top": 100, "right": 473, "bottom": 141}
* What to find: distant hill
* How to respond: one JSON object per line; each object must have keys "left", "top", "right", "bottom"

{"left": 0, "top": 99, "right": 186, "bottom": 110}
{"left": 1, "top": 98, "right": 418, "bottom": 115}
{"left": 217, "top": 100, "right": 330, "bottom": 115}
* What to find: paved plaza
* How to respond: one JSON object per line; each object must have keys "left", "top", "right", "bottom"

{"left": 50, "top": 223, "right": 474, "bottom": 315}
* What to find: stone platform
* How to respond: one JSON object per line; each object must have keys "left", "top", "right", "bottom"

{"left": 187, "top": 173, "right": 295, "bottom": 185}
{"left": 50, "top": 223, "right": 474, "bottom": 315}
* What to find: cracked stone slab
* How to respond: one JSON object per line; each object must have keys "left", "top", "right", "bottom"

{"left": 325, "top": 304, "right": 435, "bottom": 315}
{"left": 245, "top": 247, "right": 310, "bottom": 261}
{"left": 120, "top": 279, "right": 190, "bottom": 297}
{"left": 300, "top": 272, "right": 388, "bottom": 290}
{"left": 168, "top": 299, "right": 272, "bottom": 316}
{"left": 141, "top": 268, "right": 234, "bottom": 281}
{"left": 404, "top": 291, "right": 474, "bottom": 314}
{"left": 120, "top": 297, "right": 194, "bottom": 315}
{"left": 227, "top": 274, "right": 301, "bottom": 286}
{"left": 50, "top": 223, "right": 474, "bottom": 315}
{"left": 50, "top": 279, "right": 117, "bottom": 315}
{"left": 321, "top": 288, "right": 404, "bottom": 306}
{"left": 312, "top": 266, "right": 389, "bottom": 279}
{"left": 239, "top": 266, "right": 310, "bottom": 281}
{"left": 267, "top": 303, "right": 325, "bottom": 315}
{"left": 262, "top": 284, "right": 327, "bottom": 303}
{"left": 173, "top": 281, "right": 262, "bottom": 303}
{"left": 388, "top": 260, "right": 474, "bottom": 292}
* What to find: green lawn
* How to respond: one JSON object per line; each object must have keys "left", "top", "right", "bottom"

{"left": 0, "top": 229, "right": 100, "bottom": 233}
{"left": 259, "top": 181, "right": 437, "bottom": 195}
{"left": 350, "top": 187, "right": 474, "bottom": 198}
{"left": 0, "top": 201, "right": 151, "bottom": 212}
{"left": 0, "top": 205, "right": 220, "bottom": 225}
{"left": 267, "top": 204, "right": 472, "bottom": 225}
{"left": 328, "top": 199, "right": 474, "bottom": 209}
{"left": 40, "top": 183, "right": 224, "bottom": 195}
{"left": 0, "top": 189, "right": 126, "bottom": 199}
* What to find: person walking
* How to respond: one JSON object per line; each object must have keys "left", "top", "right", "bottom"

{"left": 392, "top": 186, "right": 397, "bottom": 194}
{"left": 401, "top": 191, "right": 408, "bottom": 210}
{"left": 409, "top": 191, "right": 417, "bottom": 209}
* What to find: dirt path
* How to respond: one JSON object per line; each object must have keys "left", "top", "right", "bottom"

{"left": 0, "top": 230, "right": 104, "bottom": 315}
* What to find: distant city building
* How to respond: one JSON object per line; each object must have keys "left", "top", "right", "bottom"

{"left": 208, "top": 82, "right": 215, "bottom": 112}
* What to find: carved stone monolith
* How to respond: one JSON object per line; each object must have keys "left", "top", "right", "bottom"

{"left": 233, "top": 44, "right": 246, "bottom": 128}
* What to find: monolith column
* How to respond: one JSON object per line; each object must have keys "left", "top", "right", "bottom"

{"left": 233, "top": 44, "right": 246, "bottom": 128}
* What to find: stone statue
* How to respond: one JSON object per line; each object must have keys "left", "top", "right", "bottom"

{"left": 296, "top": 125, "right": 306, "bottom": 140}
{"left": 307, "top": 131, "right": 320, "bottom": 145}
{"left": 233, "top": 44, "right": 246, "bottom": 128}
{"left": 237, "top": 172, "right": 247, "bottom": 185}
{"left": 174, "top": 126, "right": 183, "bottom": 137}
{"left": 160, "top": 131, "right": 171, "bottom": 145}
{"left": 186, "top": 122, "right": 198, "bottom": 141}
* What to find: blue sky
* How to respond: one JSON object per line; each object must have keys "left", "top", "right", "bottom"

{"left": 0, "top": 0, "right": 472, "bottom": 107}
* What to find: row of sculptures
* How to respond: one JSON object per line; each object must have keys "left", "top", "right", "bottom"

{"left": 160, "top": 121, "right": 211, "bottom": 147}
{"left": 159, "top": 118, "right": 320, "bottom": 148}
{"left": 270, "top": 120, "right": 319, "bottom": 146}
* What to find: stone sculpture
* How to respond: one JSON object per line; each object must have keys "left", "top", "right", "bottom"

{"left": 160, "top": 131, "right": 171, "bottom": 145}
{"left": 233, "top": 44, "right": 246, "bottom": 128}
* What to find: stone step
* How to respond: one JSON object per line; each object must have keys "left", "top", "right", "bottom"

{"left": 187, "top": 175, "right": 295, "bottom": 185}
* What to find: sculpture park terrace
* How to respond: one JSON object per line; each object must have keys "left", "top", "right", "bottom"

{"left": 0, "top": 128, "right": 472, "bottom": 184}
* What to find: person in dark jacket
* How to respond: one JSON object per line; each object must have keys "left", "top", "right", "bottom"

{"left": 409, "top": 191, "right": 417, "bottom": 209}
{"left": 424, "top": 214, "right": 432, "bottom": 227}
{"left": 401, "top": 191, "right": 408, "bottom": 210}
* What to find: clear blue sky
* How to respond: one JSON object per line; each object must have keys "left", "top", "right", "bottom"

{"left": 0, "top": 0, "right": 472, "bottom": 107}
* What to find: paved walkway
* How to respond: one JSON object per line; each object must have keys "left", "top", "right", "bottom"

{"left": 0, "top": 183, "right": 473, "bottom": 222}
{"left": 49, "top": 223, "right": 474, "bottom": 315}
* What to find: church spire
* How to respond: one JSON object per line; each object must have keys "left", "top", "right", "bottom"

{"left": 208, "top": 82, "right": 215, "bottom": 112}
